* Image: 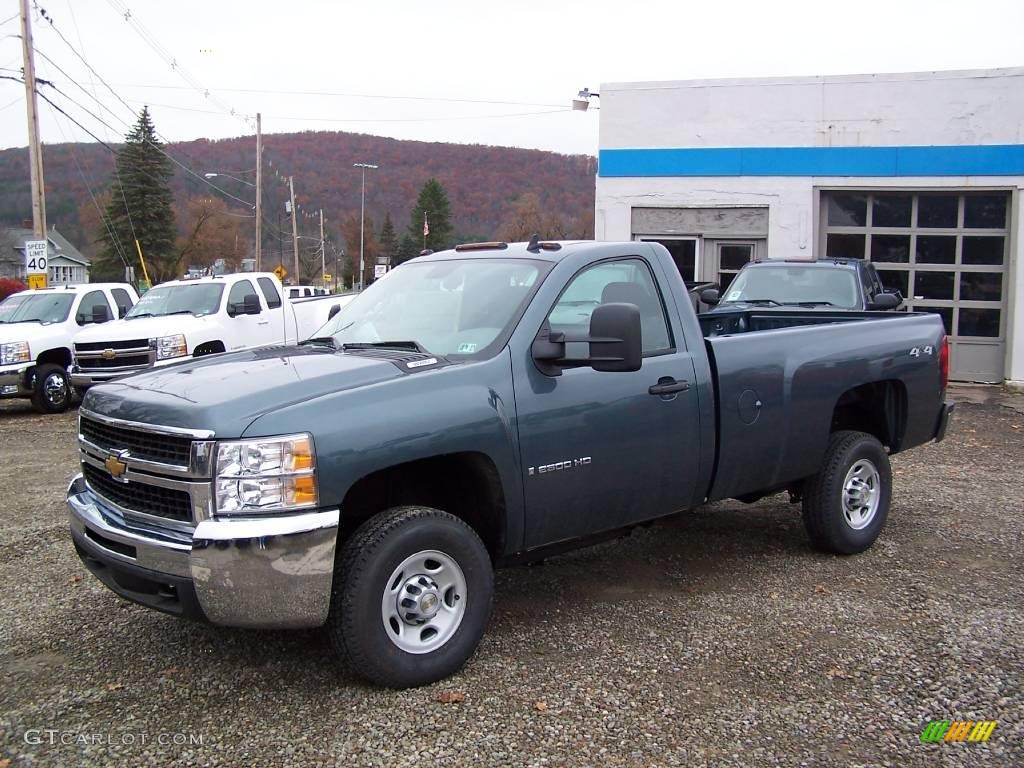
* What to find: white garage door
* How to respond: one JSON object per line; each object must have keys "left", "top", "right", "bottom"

{"left": 821, "top": 190, "right": 1010, "bottom": 382}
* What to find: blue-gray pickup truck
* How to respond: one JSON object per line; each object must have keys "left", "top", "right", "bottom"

{"left": 67, "top": 240, "right": 954, "bottom": 688}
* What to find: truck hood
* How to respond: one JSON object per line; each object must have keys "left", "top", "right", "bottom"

{"left": 74, "top": 314, "right": 222, "bottom": 345}
{"left": 82, "top": 344, "right": 406, "bottom": 437}
{"left": 0, "top": 321, "right": 71, "bottom": 351}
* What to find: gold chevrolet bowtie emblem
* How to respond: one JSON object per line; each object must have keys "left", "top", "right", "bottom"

{"left": 104, "top": 453, "right": 127, "bottom": 479}
{"left": 101, "top": 349, "right": 116, "bottom": 360}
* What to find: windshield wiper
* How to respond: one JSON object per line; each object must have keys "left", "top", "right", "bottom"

{"left": 126, "top": 312, "right": 154, "bottom": 319}
{"left": 343, "top": 340, "right": 430, "bottom": 354}
{"left": 299, "top": 336, "right": 337, "bottom": 348}
{"left": 785, "top": 301, "right": 836, "bottom": 307}
{"left": 164, "top": 310, "right": 197, "bottom": 316}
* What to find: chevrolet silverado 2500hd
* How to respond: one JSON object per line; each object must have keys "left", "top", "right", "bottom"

{"left": 67, "top": 240, "right": 954, "bottom": 688}
{"left": 0, "top": 283, "right": 138, "bottom": 412}
{"left": 70, "top": 273, "right": 343, "bottom": 387}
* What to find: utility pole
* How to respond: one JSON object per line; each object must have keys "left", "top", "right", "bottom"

{"left": 319, "top": 208, "right": 325, "bottom": 288}
{"left": 288, "top": 175, "right": 299, "bottom": 283}
{"left": 20, "top": 0, "right": 46, "bottom": 240}
{"left": 255, "top": 112, "right": 262, "bottom": 270}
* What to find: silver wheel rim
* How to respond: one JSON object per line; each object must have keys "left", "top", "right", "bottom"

{"left": 44, "top": 372, "right": 68, "bottom": 406}
{"left": 381, "top": 549, "right": 467, "bottom": 654}
{"left": 842, "top": 459, "right": 880, "bottom": 530}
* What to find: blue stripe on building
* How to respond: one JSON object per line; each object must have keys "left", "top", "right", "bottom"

{"left": 598, "top": 145, "right": 1024, "bottom": 177}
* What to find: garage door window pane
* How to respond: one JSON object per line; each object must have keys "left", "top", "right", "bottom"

{"left": 826, "top": 234, "right": 865, "bottom": 259}
{"left": 872, "top": 194, "right": 912, "bottom": 227}
{"left": 870, "top": 235, "right": 910, "bottom": 263}
{"left": 827, "top": 193, "right": 867, "bottom": 226}
{"left": 916, "top": 194, "right": 959, "bottom": 228}
{"left": 960, "top": 272, "right": 1003, "bottom": 302}
{"left": 962, "top": 236, "right": 1004, "bottom": 265}
{"left": 916, "top": 306, "right": 952, "bottom": 334}
{"left": 878, "top": 270, "right": 908, "bottom": 296}
{"left": 957, "top": 308, "right": 1000, "bottom": 337}
{"left": 915, "top": 235, "right": 956, "bottom": 264}
{"left": 914, "top": 271, "right": 954, "bottom": 300}
{"left": 964, "top": 194, "right": 1007, "bottom": 229}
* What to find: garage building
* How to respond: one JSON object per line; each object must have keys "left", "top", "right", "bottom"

{"left": 594, "top": 67, "right": 1024, "bottom": 385}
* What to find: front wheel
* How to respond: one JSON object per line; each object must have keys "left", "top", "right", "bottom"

{"left": 802, "top": 430, "right": 892, "bottom": 555}
{"left": 328, "top": 506, "right": 493, "bottom": 688}
{"left": 30, "top": 364, "right": 72, "bottom": 414}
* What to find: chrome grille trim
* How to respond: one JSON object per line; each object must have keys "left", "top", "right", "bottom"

{"left": 79, "top": 408, "right": 215, "bottom": 439}
{"left": 80, "top": 451, "right": 211, "bottom": 531}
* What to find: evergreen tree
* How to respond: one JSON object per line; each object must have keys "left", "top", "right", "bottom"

{"left": 378, "top": 212, "right": 398, "bottom": 265}
{"left": 395, "top": 234, "right": 419, "bottom": 265}
{"left": 407, "top": 178, "right": 453, "bottom": 252}
{"left": 96, "top": 107, "right": 176, "bottom": 281}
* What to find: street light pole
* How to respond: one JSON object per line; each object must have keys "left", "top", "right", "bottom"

{"left": 20, "top": 0, "right": 46, "bottom": 241}
{"left": 319, "top": 208, "right": 325, "bottom": 287}
{"left": 353, "top": 163, "right": 378, "bottom": 290}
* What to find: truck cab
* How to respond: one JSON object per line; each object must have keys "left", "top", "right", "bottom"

{"left": 0, "top": 283, "right": 138, "bottom": 412}
{"left": 71, "top": 272, "right": 299, "bottom": 387}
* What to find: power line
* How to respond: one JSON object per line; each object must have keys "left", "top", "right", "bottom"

{"left": 110, "top": 82, "right": 568, "bottom": 109}
{"left": 104, "top": 0, "right": 253, "bottom": 128}
{"left": 121, "top": 98, "right": 574, "bottom": 123}
{"left": 41, "top": 95, "right": 131, "bottom": 268}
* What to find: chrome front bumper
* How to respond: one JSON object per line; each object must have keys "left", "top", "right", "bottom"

{"left": 67, "top": 474, "right": 340, "bottom": 629}
{"left": 0, "top": 362, "right": 31, "bottom": 396}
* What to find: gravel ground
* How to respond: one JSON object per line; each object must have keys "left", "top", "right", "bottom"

{"left": 0, "top": 387, "right": 1021, "bottom": 767}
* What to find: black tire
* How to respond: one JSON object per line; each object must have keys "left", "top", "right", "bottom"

{"left": 802, "top": 430, "right": 892, "bottom": 555}
{"left": 30, "top": 364, "right": 72, "bottom": 414}
{"left": 329, "top": 506, "right": 494, "bottom": 688}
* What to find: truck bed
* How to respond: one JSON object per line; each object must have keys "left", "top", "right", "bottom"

{"left": 700, "top": 309, "right": 946, "bottom": 503}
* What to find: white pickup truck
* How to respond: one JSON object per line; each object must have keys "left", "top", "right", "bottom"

{"left": 0, "top": 283, "right": 139, "bottom": 412}
{"left": 71, "top": 272, "right": 345, "bottom": 388}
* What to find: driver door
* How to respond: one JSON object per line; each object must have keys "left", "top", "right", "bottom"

{"left": 514, "top": 256, "right": 701, "bottom": 549}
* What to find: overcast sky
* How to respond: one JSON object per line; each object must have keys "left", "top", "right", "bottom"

{"left": 1, "top": 0, "right": 1022, "bottom": 157}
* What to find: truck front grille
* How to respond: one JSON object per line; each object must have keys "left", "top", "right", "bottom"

{"left": 77, "top": 354, "right": 151, "bottom": 370}
{"left": 76, "top": 338, "right": 149, "bottom": 351}
{"left": 80, "top": 414, "right": 193, "bottom": 467}
{"left": 83, "top": 464, "right": 193, "bottom": 522}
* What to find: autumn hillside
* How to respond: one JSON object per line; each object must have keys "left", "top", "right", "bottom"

{"left": 0, "top": 130, "right": 597, "bottom": 260}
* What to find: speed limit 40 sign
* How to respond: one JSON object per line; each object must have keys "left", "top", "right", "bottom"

{"left": 25, "top": 240, "right": 48, "bottom": 289}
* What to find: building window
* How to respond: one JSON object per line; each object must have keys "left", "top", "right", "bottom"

{"left": 822, "top": 190, "right": 1009, "bottom": 341}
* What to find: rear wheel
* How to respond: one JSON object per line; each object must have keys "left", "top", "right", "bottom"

{"left": 802, "top": 430, "right": 891, "bottom": 554}
{"left": 328, "top": 506, "right": 493, "bottom": 688}
{"left": 31, "top": 364, "right": 71, "bottom": 414}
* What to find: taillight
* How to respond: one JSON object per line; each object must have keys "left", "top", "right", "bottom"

{"left": 939, "top": 334, "right": 950, "bottom": 390}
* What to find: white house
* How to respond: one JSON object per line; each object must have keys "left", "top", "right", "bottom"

{"left": 595, "top": 67, "right": 1024, "bottom": 386}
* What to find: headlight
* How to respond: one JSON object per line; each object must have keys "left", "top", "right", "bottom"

{"left": 214, "top": 434, "right": 318, "bottom": 514}
{"left": 155, "top": 334, "right": 187, "bottom": 360}
{"left": 0, "top": 340, "right": 30, "bottom": 365}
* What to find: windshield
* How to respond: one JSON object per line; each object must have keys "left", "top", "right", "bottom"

{"left": 723, "top": 266, "right": 859, "bottom": 309}
{"left": 314, "top": 259, "right": 543, "bottom": 356}
{"left": 5, "top": 292, "right": 75, "bottom": 324}
{"left": 0, "top": 292, "right": 29, "bottom": 322}
{"left": 125, "top": 283, "right": 224, "bottom": 318}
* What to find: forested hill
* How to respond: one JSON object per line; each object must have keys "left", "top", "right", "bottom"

{"left": 0, "top": 130, "right": 597, "bottom": 257}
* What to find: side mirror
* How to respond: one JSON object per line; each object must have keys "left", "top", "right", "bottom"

{"left": 588, "top": 303, "right": 642, "bottom": 372}
{"left": 91, "top": 304, "right": 111, "bottom": 324}
{"left": 327, "top": 304, "right": 341, "bottom": 321}
{"left": 243, "top": 293, "right": 262, "bottom": 315}
{"left": 869, "top": 292, "right": 901, "bottom": 310}
{"left": 700, "top": 287, "right": 721, "bottom": 306}
{"left": 531, "top": 303, "right": 643, "bottom": 376}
